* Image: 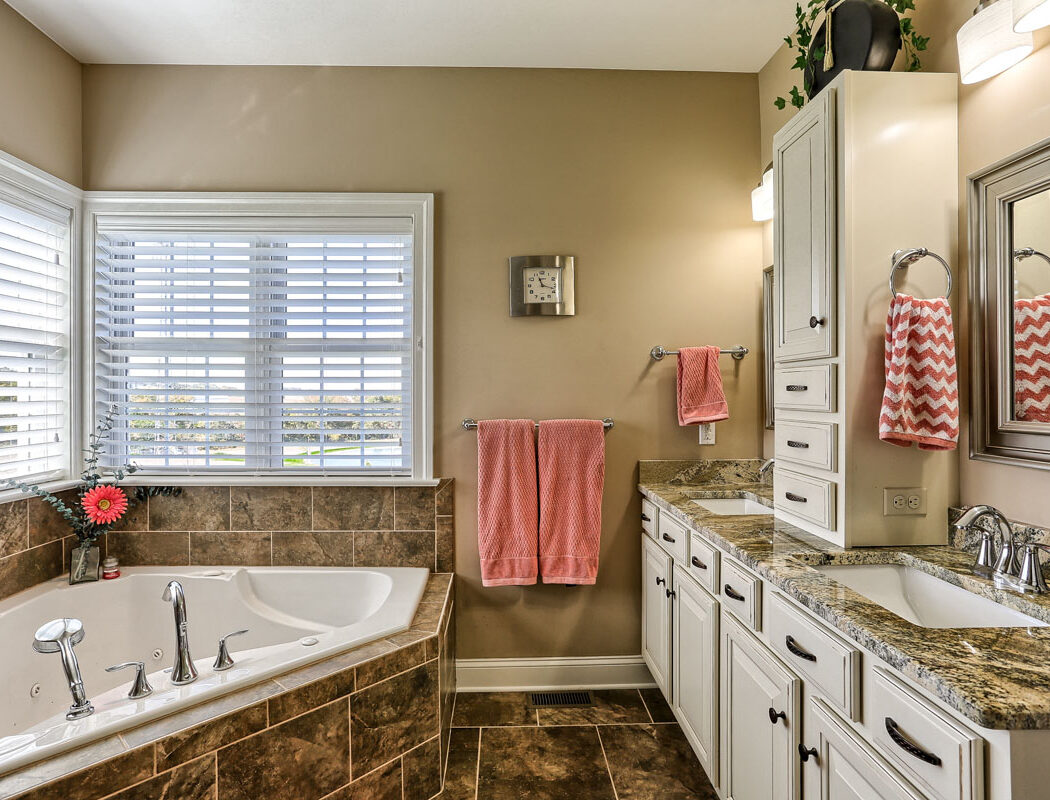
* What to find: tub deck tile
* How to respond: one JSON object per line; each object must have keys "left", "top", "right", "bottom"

{"left": 154, "top": 702, "right": 268, "bottom": 770}
{"left": 268, "top": 669, "right": 356, "bottom": 725}
{"left": 355, "top": 640, "right": 428, "bottom": 690}
{"left": 274, "top": 640, "right": 395, "bottom": 691}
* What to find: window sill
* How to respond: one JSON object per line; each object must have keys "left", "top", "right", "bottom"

{"left": 0, "top": 479, "right": 81, "bottom": 506}
{"left": 113, "top": 475, "right": 441, "bottom": 488}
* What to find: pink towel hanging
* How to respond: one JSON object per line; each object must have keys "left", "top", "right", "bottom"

{"left": 537, "top": 419, "right": 606, "bottom": 585}
{"left": 676, "top": 346, "right": 729, "bottom": 425}
{"left": 1014, "top": 294, "right": 1050, "bottom": 423}
{"left": 477, "top": 419, "right": 538, "bottom": 587}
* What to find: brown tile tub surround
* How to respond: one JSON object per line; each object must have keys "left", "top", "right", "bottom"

{"left": 0, "top": 572, "right": 456, "bottom": 800}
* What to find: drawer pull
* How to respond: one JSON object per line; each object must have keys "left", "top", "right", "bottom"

{"left": 885, "top": 718, "right": 942, "bottom": 767}
{"left": 785, "top": 635, "right": 817, "bottom": 662}
{"left": 785, "top": 492, "right": 808, "bottom": 503}
{"left": 798, "top": 743, "right": 819, "bottom": 764}
{"left": 809, "top": 315, "right": 826, "bottom": 329}
{"left": 786, "top": 440, "right": 810, "bottom": 449}
{"left": 690, "top": 556, "right": 708, "bottom": 571}
{"left": 724, "top": 584, "right": 746, "bottom": 602}
{"left": 662, "top": 533, "right": 676, "bottom": 544}
{"left": 641, "top": 513, "right": 651, "bottom": 522}
{"left": 655, "top": 577, "right": 666, "bottom": 586}
{"left": 785, "top": 384, "right": 809, "bottom": 392}
{"left": 768, "top": 707, "right": 786, "bottom": 725}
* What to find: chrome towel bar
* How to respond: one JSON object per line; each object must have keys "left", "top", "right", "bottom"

{"left": 889, "top": 248, "right": 953, "bottom": 299}
{"left": 462, "top": 418, "right": 614, "bottom": 431}
{"left": 650, "top": 345, "right": 748, "bottom": 361}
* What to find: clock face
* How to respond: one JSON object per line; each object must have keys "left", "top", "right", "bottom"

{"left": 524, "top": 267, "right": 561, "bottom": 303}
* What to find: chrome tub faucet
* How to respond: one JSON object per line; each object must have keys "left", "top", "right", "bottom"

{"left": 33, "top": 618, "right": 94, "bottom": 720}
{"left": 161, "top": 580, "right": 199, "bottom": 685}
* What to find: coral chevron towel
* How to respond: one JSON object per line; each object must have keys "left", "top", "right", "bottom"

{"left": 1014, "top": 294, "right": 1050, "bottom": 423}
{"left": 538, "top": 420, "right": 606, "bottom": 585}
{"left": 477, "top": 419, "right": 538, "bottom": 586}
{"left": 879, "top": 294, "right": 958, "bottom": 450}
{"left": 676, "top": 346, "right": 729, "bottom": 425}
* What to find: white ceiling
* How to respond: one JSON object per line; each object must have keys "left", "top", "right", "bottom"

{"left": 7, "top": 0, "right": 792, "bottom": 72}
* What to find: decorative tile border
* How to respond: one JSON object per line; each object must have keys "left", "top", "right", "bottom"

{"left": 0, "top": 573, "right": 456, "bottom": 800}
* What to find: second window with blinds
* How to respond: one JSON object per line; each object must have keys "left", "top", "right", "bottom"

{"left": 86, "top": 195, "right": 433, "bottom": 481}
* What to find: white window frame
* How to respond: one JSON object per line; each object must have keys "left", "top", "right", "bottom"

{"left": 0, "top": 149, "right": 83, "bottom": 503}
{"left": 81, "top": 192, "right": 434, "bottom": 485}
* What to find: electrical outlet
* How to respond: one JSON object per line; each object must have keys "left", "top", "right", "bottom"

{"left": 699, "top": 423, "right": 716, "bottom": 445}
{"left": 883, "top": 487, "right": 927, "bottom": 516}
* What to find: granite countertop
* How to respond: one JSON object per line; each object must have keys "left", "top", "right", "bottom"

{"left": 639, "top": 460, "right": 1050, "bottom": 730}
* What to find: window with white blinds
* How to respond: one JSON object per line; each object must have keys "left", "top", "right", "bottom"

{"left": 92, "top": 206, "right": 428, "bottom": 477}
{"left": 0, "top": 187, "right": 71, "bottom": 483}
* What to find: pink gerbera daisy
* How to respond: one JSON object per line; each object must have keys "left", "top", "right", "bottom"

{"left": 82, "top": 485, "right": 128, "bottom": 525}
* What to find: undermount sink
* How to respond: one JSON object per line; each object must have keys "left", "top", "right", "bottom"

{"left": 691, "top": 498, "right": 773, "bottom": 516}
{"left": 817, "top": 564, "right": 1048, "bottom": 629}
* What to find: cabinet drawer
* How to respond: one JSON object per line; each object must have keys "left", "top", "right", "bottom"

{"left": 720, "top": 557, "right": 761, "bottom": 631}
{"left": 774, "top": 468, "right": 836, "bottom": 530}
{"left": 871, "top": 667, "right": 984, "bottom": 800}
{"left": 775, "top": 419, "right": 837, "bottom": 471}
{"left": 641, "top": 498, "right": 657, "bottom": 537}
{"left": 688, "top": 533, "right": 720, "bottom": 595}
{"left": 768, "top": 592, "right": 859, "bottom": 720}
{"left": 657, "top": 512, "right": 689, "bottom": 563}
{"left": 774, "top": 365, "right": 837, "bottom": 412}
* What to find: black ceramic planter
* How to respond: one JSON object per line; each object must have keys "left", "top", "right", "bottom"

{"left": 806, "top": 0, "right": 902, "bottom": 99}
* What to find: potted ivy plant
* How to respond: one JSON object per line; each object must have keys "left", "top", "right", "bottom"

{"left": 4, "top": 408, "right": 181, "bottom": 584}
{"left": 775, "top": 0, "right": 929, "bottom": 110}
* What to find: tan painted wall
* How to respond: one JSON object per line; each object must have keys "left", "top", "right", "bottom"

{"left": 756, "top": 6, "right": 1050, "bottom": 528}
{"left": 0, "top": 2, "right": 82, "bottom": 185}
{"left": 81, "top": 65, "right": 764, "bottom": 658}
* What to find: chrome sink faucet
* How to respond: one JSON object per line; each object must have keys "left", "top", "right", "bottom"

{"left": 161, "top": 580, "right": 198, "bottom": 685}
{"left": 759, "top": 458, "right": 775, "bottom": 480}
{"left": 33, "top": 618, "right": 94, "bottom": 720}
{"left": 951, "top": 505, "right": 1046, "bottom": 591}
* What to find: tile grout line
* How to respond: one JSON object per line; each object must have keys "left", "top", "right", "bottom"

{"left": 637, "top": 688, "right": 655, "bottom": 724}
{"left": 596, "top": 725, "right": 621, "bottom": 800}
{"left": 474, "top": 727, "right": 482, "bottom": 800}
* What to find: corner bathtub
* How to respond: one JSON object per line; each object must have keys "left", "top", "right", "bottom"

{"left": 0, "top": 565, "right": 429, "bottom": 774}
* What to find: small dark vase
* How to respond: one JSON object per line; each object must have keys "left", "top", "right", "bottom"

{"left": 806, "top": 0, "right": 902, "bottom": 99}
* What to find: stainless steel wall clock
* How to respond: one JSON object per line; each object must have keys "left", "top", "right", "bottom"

{"left": 509, "top": 255, "right": 575, "bottom": 317}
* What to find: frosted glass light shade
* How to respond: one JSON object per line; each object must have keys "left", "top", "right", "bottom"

{"left": 751, "top": 168, "right": 774, "bottom": 222}
{"left": 958, "top": 0, "right": 1034, "bottom": 84}
{"left": 1014, "top": 0, "right": 1050, "bottom": 31}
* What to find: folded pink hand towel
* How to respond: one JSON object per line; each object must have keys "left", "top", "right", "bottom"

{"left": 878, "top": 294, "right": 959, "bottom": 451}
{"left": 477, "top": 419, "right": 538, "bottom": 587}
{"left": 1014, "top": 294, "right": 1050, "bottom": 423}
{"left": 677, "top": 346, "right": 729, "bottom": 425}
{"left": 538, "top": 419, "right": 606, "bottom": 585}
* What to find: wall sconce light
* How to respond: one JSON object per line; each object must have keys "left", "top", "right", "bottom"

{"left": 751, "top": 166, "right": 774, "bottom": 222}
{"left": 957, "top": 0, "right": 1034, "bottom": 84}
{"left": 1014, "top": 0, "right": 1050, "bottom": 31}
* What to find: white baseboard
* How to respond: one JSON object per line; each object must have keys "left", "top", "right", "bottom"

{"left": 455, "top": 655, "right": 656, "bottom": 692}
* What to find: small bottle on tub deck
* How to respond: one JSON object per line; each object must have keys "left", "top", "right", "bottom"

{"left": 102, "top": 556, "right": 120, "bottom": 580}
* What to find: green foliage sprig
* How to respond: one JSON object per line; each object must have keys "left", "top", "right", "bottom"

{"left": 775, "top": 0, "right": 928, "bottom": 110}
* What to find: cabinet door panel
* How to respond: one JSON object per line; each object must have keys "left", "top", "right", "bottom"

{"left": 673, "top": 565, "right": 719, "bottom": 785}
{"left": 642, "top": 535, "right": 673, "bottom": 699}
{"left": 774, "top": 88, "right": 837, "bottom": 363}
{"left": 721, "top": 613, "right": 800, "bottom": 800}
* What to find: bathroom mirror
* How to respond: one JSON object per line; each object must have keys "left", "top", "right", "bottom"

{"left": 969, "top": 136, "right": 1050, "bottom": 469}
{"left": 763, "top": 265, "right": 774, "bottom": 430}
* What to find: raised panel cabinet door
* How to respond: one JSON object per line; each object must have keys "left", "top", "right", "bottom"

{"left": 802, "top": 698, "right": 924, "bottom": 800}
{"left": 773, "top": 88, "right": 837, "bottom": 363}
{"left": 673, "top": 565, "right": 720, "bottom": 786}
{"left": 642, "top": 535, "right": 673, "bottom": 699}
{"left": 721, "top": 613, "right": 801, "bottom": 800}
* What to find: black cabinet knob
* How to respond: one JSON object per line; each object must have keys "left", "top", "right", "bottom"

{"left": 768, "top": 707, "right": 786, "bottom": 725}
{"left": 809, "top": 315, "right": 825, "bottom": 328}
{"left": 798, "top": 743, "right": 819, "bottom": 763}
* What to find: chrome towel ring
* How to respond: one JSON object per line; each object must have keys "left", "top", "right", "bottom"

{"left": 1014, "top": 247, "right": 1050, "bottom": 267}
{"left": 889, "top": 248, "right": 953, "bottom": 299}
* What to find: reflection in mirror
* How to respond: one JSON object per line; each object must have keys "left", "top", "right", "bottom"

{"left": 1011, "top": 189, "right": 1050, "bottom": 424}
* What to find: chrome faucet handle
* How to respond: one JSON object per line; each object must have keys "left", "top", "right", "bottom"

{"left": 1017, "top": 544, "right": 1050, "bottom": 594}
{"left": 974, "top": 529, "right": 999, "bottom": 576}
{"left": 213, "top": 629, "right": 249, "bottom": 671}
{"left": 106, "top": 660, "right": 154, "bottom": 699}
{"left": 33, "top": 618, "right": 94, "bottom": 720}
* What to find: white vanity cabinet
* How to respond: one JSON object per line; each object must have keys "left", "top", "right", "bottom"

{"left": 721, "top": 613, "right": 801, "bottom": 800}
{"left": 642, "top": 533, "right": 673, "bottom": 698}
{"left": 673, "top": 564, "right": 720, "bottom": 782}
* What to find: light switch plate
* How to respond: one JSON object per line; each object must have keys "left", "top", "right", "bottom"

{"left": 883, "top": 487, "right": 927, "bottom": 516}
{"left": 699, "top": 423, "right": 716, "bottom": 445}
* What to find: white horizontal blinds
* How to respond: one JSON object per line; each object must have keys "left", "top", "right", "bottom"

{"left": 94, "top": 217, "right": 414, "bottom": 474}
{"left": 0, "top": 191, "right": 71, "bottom": 482}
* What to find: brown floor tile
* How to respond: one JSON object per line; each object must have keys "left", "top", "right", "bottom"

{"left": 477, "top": 726, "right": 616, "bottom": 800}
{"left": 537, "top": 690, "right": 651, "bottom": 726}
{"left": 441, "top": 727, "right": 480, "bottom": 800}
{"left": 452, "top": 692, "right": 536, "bottom": 727}
{"left": 598, "top": 724, "right": 717, "bottom": 800}
{"left": 639, "top": 688, "right": 676, "bottom": 723}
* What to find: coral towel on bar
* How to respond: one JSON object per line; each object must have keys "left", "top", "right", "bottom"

{"left": 1014, "top": 294, "right": 1050, "bottom": 423}
{"left": 477, "top": 419, "right": 538, "bottom": 587}
{"left": 538, "top": 420, "right": 606, "bottom": 585}
{"left": 878, "top": 294, "right": 959, "bottom": 450}
{"left": 676, "top": 346, "right": 729, "bottom": 425}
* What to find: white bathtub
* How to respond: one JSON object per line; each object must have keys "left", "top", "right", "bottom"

{"left": 0, "top": 565, "right": 429, "bottom": 774}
